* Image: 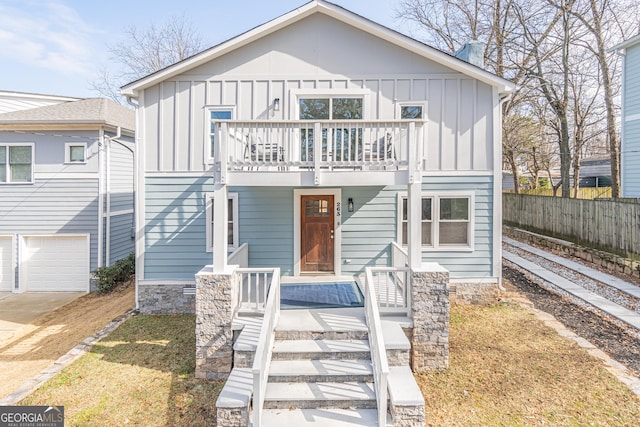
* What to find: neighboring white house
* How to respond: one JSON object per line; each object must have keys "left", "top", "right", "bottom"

{"left": 121, "top": 1, "right": 514, "bottom": 424}
{"left": 0, "top": 98, "right": 135, "bottom": 292}
{"left": 612, "top": 34, "right": 640, "bottom": 198}
{"left": 0, "top": 90, "right": 80, "bottom": 114}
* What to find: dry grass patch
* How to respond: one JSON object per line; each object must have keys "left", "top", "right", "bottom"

{"left": 0, "top": 282, "right": 134, "bottom": 399}
{"left": 21, "top": 314, "right": 223, "bottom": 427}
{"left": 418, "top": 303, "right": 640, "bottom": 426}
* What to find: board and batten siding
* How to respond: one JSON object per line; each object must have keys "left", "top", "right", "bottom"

{"left": 0, "top": 179, "right": 100, "bottom": 272}
{"left": 623, "top": 43, "right": 640, "bottom": 198}
{"left": 140, "top": 13, "right": 495, "bottom": 174}
{"left": 107, "top": 138, "right": 135, "bottom": 213}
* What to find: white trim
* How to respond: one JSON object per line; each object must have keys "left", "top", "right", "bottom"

{"left": 0, "top": 235, "right": 16, "bottom": 292}
{"left": 205, "top": 192, "right": 239, "bottom": 252}
{"left": 145, "top": 171, "right": 212, "bottom": 177}
{"left": 120, "top": 1, "right": 514, "bottom": 95}
{"left": 64, "top": 142, "right": 87, "bottom": 164}
{"left": 293, "top": 188, "right": 342, "bottom": 276}
{"left": 19, "top": 233, "right": 91, "bottom": 293}
{"left": 204, "top": 105, "right": 235, "bottom": 165}
{"left": 493, "top": 87, "right": 504, "bottom": 282}
{"left": 0, "top": 142, "right": 35, "bottom": 184}
{"left": 135, "top": 91, "right": 145, "bottom": 308}
{"left": 397, "top": 191, "right": 475, "bottom": 252}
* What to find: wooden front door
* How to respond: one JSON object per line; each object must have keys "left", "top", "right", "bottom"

{"left": 301, "top": 195, "right": 335, "bottom": 273}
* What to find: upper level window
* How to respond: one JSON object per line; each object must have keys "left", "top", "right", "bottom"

{"left": 398, "top": 193, "right": 473, "bottom": 250}
{"left": 65, "top": 142, "right": 87, "bottom": 163}
{"left": 299, "top": 98, "right": 363, "bottom": 120}
{"left": 399, "top": 103, "right": 425, "bottom": 120}
{"left": 0, "top": 144, "right": 34, "bottom": 184}
{"left": 207, "top": 108, "right": 234, "bottom": 161}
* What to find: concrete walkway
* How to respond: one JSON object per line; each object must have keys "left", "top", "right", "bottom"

{"left": 0, "top": 292, "right": 84, "bottom": 345}
{"left": 503, "top": 238, "right": 640, "bottom": 331}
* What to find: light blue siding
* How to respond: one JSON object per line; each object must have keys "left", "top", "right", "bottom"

{"left": 0, "top": 178, "right": 100, "bottom": 273}
{"left": 109, "top": 213, "right": 134, "bottom": 263}
{"left": 235, "top": 187, "right": 294, "bottom": 274}
{"left": 144, "top": 176, "right": 210, "bottom": 279}
{"left": 623, "top": 43, "right": 640, "bottom": 198}
{"left": 341, "top": 187, "right": 396, "bottom": 275}
{"left": 144, "top": 176, "right": 493, "bottom": 280}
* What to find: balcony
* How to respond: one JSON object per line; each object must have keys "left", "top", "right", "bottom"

{"left": 212, "top": 120, "right": 425, "bottom": 186}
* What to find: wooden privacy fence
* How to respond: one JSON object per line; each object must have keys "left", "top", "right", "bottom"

{"left": 503, "top": 193, "right": 640, "bottom": 258}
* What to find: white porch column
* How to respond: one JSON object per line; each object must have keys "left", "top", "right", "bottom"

{"left": 407, "top": 120, "right": 423, "bottom": 269}
{"left": 212, "top": 183, "right": 228, "bottom": 272}
{"left": 407, "top": 182, "right": 422, "bottom": 268}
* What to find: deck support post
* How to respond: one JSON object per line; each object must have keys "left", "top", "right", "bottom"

{"left": 407, "top": 182, "right": 422, "bottom": 269}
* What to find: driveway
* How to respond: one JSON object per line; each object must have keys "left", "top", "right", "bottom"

{"left": 0, "top": 292, "right": 85, "bottom": 345}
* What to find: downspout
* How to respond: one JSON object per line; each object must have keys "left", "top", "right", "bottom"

{"left": 497, "top": 91, "right": 512, "bottom": 292}
{"left": 126, "top": 95, "right": 141, "bottom": 312}
{"left": 97, "top": 129, "right": 104, "bottom": 269}
{"left": 103, "top": 126, "right": 122, "bottom": 267}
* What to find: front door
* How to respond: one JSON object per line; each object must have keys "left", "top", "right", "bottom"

{"left": 300, "top": 195, "right": 334, "bottom": 273}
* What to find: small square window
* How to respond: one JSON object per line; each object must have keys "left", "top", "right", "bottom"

{"left": 65, "top": 143, "right": 87, "bottom": 163}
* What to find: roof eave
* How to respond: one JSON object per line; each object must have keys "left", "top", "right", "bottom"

{"left": 609, "top": 33, "right": 640, "bottom": 52}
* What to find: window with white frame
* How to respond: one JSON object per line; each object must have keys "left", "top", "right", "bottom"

{"left": 206, "top": 107, "right": 234, "bottom": 162}
{"left": 0, "top": 144, "right": 34, "bottom": 183}
{"left": 398, "top": 102, "right": 426, "bottom": 120}
{"left": 206, "top": 193, "right": 239, "bottom": 252}
{"left": 398, "top": 193, "right": 472, "bottom": 249}
{"left": 65, "top": 142, "right": 87, "bottom": 163}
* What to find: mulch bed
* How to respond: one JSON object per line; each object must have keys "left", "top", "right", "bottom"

{"left": 503, "top": 266, "right": 640, "bottom": 378}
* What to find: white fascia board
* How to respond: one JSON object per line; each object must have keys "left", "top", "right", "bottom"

{"left": 121, "top": 0, "right": 514, "bottom": 96}
{"left": 609, "top": 33, "right": 640, "bottom": 52}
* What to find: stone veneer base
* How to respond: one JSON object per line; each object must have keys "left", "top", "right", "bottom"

{"left": 137, "top": 283, "right": 195, "bottom": 314}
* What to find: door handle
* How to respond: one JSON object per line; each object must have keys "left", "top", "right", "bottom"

{"left": 330, "top": 229, "right": 334, "bottom": 239}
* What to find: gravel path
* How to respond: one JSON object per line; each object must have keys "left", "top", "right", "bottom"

{"left": 504, "top": 241, "right": 640, "bottom": 314}
{"left": 503, "top": 266, "right": 640, "bottom": 378}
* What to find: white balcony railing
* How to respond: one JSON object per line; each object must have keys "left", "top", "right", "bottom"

{"left": 214, "top": 120, "right": 424, "bottom": 174}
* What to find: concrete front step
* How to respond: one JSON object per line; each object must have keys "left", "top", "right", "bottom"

{"left": 275, "top": 329, "right": 369, "bottom": 340}
{"left": 260, "top": 408, "right": 385, "bottom": 427}
{"left": 269, "top": 359, "right": 374, "bottom": 383}
{"left": 272, "top": 339, "right": 371, "bottom": 360}
{"left": 263, "top": 381, "right": 376, "bottom": 409}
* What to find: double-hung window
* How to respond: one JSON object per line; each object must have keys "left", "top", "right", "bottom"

{"left": 206, "top": 193, "right": 239, "bottom": 252}
{"left": 0, "top": 144, "right": 34, "bottom": 183}
{"left": 207, "top": 107, "right": 234, "bottom": 162}
{"left": 398, "top": 193, "right": 473, "bottom": 250}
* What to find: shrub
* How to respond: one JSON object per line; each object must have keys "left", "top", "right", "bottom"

{"left": 93, "top": 252, "right": 135, "bottom": 293}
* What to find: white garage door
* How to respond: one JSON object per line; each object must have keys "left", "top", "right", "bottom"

{"left": 0, "top": 236, "right": 13, "bottom": 292}
{"left": 24, "top": 236, "right": 89, "bottom": 292}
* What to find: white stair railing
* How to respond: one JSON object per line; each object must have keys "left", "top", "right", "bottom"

{"left": 251, "top": 268, "right": 281, "bottom": 427}
{"left": 234, "top": 268, "right": 274, "bottom": 312}
{"left": 364, "top": 267, "right": 390, "bottom": 427}
{"left": 369, "top": 266, "right": 411, "bottom": 316}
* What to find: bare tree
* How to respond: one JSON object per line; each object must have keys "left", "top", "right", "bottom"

{"left": 91, "top": 14, "right": 204, "bottom": 103}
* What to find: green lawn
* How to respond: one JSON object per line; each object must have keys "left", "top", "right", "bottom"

{"left": 22, "top": 305, "right": 640, "bottom": 426}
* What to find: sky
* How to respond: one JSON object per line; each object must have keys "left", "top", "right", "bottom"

{"left": 0, "top": 0, "right": 406, "bottom": 98}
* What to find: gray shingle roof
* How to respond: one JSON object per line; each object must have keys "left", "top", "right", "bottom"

{"left": 0, "top": 98, "right": 134, "bottom": 131}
